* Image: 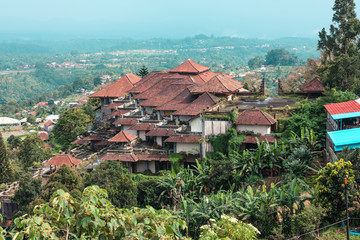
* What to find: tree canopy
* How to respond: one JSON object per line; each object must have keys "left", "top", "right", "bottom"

{"left": 265, "top": 48, "right": 298, "bottom": 66}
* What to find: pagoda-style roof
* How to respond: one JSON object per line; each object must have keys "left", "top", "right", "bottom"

{"left": 191, "top": 75, "right": 248, "bottom": 95}
{"left": 169, "top": 59, "right": 210, "bottom": 74}
{"left": 89, "top": 73, "right": 141, "bottom": 98}
{"left": 108, "top": 131, "right": 137, "bottom": 143}
{"left": 108, "top": 110, "right": 131, "bottom": 117}
{"left": 44, "top": 154, "right": 82, "bottom": 167}
{"left": 235, "top": 110, "right": 276, "bottom": 126}
{"left": 165, "top": 134, "right": 201, "bottom": 143}
{"left": 172, "top": 92, "right": 217, "bottom": 116}
{"left": 301, "top": 77, "right": 325, "bottom": 93}
{"left": 139, "top": 82, "right": 194, "bottom": 107}
{"left": 155, "top": 88, "right": 197, "bottom": 111}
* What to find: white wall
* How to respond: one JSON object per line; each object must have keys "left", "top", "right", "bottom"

{"left": 139, "top": 130, "right": 146, "bottom": 141}
{"left": 123, "top": 125, "right": 137, "bottom": 136}
{"left": 190, "top": 117, "right": 202, "bottom": 132}
{"left": 176, "top": 143, "right": 200, "bottom": 154}
{"left": 156, "top": 136, "right": 162, "bottom": 146}
{"left": 236, "top": 125, "right": 270, "bottom": 135}
{"left": 204, "top": 120, "right": 232, "bottom": 136}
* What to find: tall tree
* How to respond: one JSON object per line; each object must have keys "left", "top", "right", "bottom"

{"left": 0, "top": 133, "right": 13, "bottom": 183}
{"left": 137, "top": 65, "right": 149, "bottom": 78}
{"left": 18, "top": 134, "right": 50, "bottom": 170}
{"left": 52, "top": 107, "right": 91, "bottom": 150}
{"left": 318, "top": 0, "right": 360, "bottom": 90}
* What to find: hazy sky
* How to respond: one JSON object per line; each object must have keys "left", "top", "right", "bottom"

{"left": 1, "top": 0, "right": 359, "bottom": 40}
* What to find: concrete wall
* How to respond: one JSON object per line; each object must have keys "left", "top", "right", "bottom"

{"left": 139, "top": 130, "right": 146, "bottom": 141}
{"left": 136, "top": 161, "right": 156, "bottom": 173}
{"left": 204, "top": 120, "right": 232, "bottom": 136}
{"left": 236, "top": 124, "right": 270, "bottom": 135}
{"left": 123, "top": 125, "right": 137, "bottom": 136}
{"left": 190, "top": 117, "right": 202, "bottom": 132}
{"left": 156, "top": 136, "right": 162, "bottom": 146}
{"left": 176, "top": 143, "right": 200, "bottom": 154}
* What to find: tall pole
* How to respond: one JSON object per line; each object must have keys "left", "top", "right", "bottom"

{"left": 345, "top": 178, "right": 350, "bottom": 240}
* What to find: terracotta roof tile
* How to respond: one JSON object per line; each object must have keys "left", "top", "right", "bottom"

{"left": 234, "top": 110, "right": 276, "bottom": 125}
{"left": 113, "top": 118, "right": 138, "bottom": 126}
{"left": 44, "top": 154, "right": 82, "bottom": 167}
{"left": 108, "top": 110, "right": 131, "bottom": 117}
{"left": 136, "top": 154, "right": 170, "bottom": 162}
{"left": 301, "top": 77, "right": 325, "bottom": 93}
{"left": 192, "top": 75, "right": 247, "bottom": 95}
{"left": 45, "top": 120, "right": 55, "bottom": 127}
{"left": 169, "top": 59, "right": 210, "bottom": 74}
{"left": 128, "top": 71, "right": 171, "bottom": 94}
{"left": 139, "top": 82, "right": 194, "bottom": 107}
{"left": 155, "top": 88, "right": 197, "bottom": 111}
{"left": 100, "top": 153, "right": 138, "bottom": 162}
{"left": 145, "top": 128, "right": 175, "bottom": 137}
{"left": 89, "top": 73, "right": 140, "bottom": 98}
{"left": 94, "top": 140, "right": 111, "bottom": 146}
{"left": 128, "top": 123, "right": 154, "bottom": 131}
{"left": 72, "top": 139, "right": 88, "bottom": 145}
{"left": 165, "top": 135, "right": 201, "bottom": 143}
{"left": 105, "top": 103, "right": 124, "bottom": 110}
{"left": 324, "top": 100, "right": 360, "bottom": 115}
{"left": 133, "top": 76, "right": 190, "bottom": 100}
{"left": 242, "top": 135, "right": 277, "bottom": 144}
{"left": 83, "top": 135, "right": 103, "bottom": 141}
{"left": 173, "top": 92, "right": 217, "bottom": 116}
{"left": 108, "top": 131, "right": 138, "bottom": 143}
{"left": 38, "top": 132, "right": 48, "bottom": 141}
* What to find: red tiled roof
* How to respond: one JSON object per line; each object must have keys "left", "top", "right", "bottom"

{"left": 108, "top": 110, "right": 131, "bottom": 117}
{"left": 136, "top": 154, "right": 170, "bottom": 162}
{"left": 165, "top": 135, "right": 201, "bottom": 143}
{"left": 38, "top": 132, "right": 48, "bottom": 141}
{"left": 145, "top": 128, "right": 175, "bottom": 137}
{"left": 133, "top": 76, "right": 190, "bottom": 100}
{"left": 44, "top": 154, "right": 82, "bottom": 167}
{"left": 35, "top": 102, "right": 48, "bottom": 107}
{"left": 169, "top": 59, "right": 210, "bottom": 74}
{"left": 128, "top": 123, "right": 154, "bottom": 131}
{"left": 100, "top": 153, "right": 138, "bottom": 162}
{"left": 156, "top": 88, "right": 197, "bottom": 111}
{"left": 83, "top": 135, "right": 103, "bottom": 141}
{"left": 192, "top": 75, "right": 247, "bottom": 95}
{"left": 301, "top": 77, "right": 325, "bottom": 93}
{"left": 44, "top": 120, "right": 54, "bottom": 127}
{"left": 72, "top": 139, "right": 88, "bottom": 145}
{"left": 105, "top": 103, "right": 124, "bottom": 110}
{"left": 234, "top": 110, "right": 276, "bottom": 125}
{"left": 128, "top": 71, "right": 170, "bottom": 94}
{"left": 29, "top": 111, "right": 37, "bottom": 116}
{"left": 89, "top": 73, "right": 141, "bottom": 98}
{"left": 44, "top": 143, "right": 52, "bottom": 149}
{"left": 139, "top": 82, "right": 194, "bottom": 107}
{"left": 242, "top": 135, "right": 277, "bottom": 144}
{"left": 173, "top": 92, "right": 218, "bottom": 116}
{"left": 113, "top": 118, "right": 138, "bottom": 126}
{"left": 324, "top": 100, "right": 360, "bottom": 115}
{"left": 108, "top": 131, "right": 137, "bottom": 143}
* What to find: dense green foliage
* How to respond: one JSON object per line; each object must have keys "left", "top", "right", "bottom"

{"left": 18, "top": 134, "right": 50, "bottom": 170}
{"left": 265, "top": 48, "right": 299, "bottom": 66}
{"left": 0, "top": 132, "right": 13, "bottom": 184}
{"left": 13, "top": 174, "right": 41, "bottom": 214}
{"left": 318, "top": 0, "right": 360, "bottom": 91}
{"left": 248, "top": 56, "right": 265, "bottom": 69}
{"left": 314, "top": 159, "right": 356, "bottom": 221}
{"left": 52, "top": 107, "right": 91, "bottom": 150}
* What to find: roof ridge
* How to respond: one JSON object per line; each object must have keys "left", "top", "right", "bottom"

{"left": 188, "top": 59, "right": 199, "bottom": 73}
{"left": 216, "top": 75, "right": 231, "bottom": 91}
{"left": 260, "top": 110, "right": 274, "bottom": 124}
